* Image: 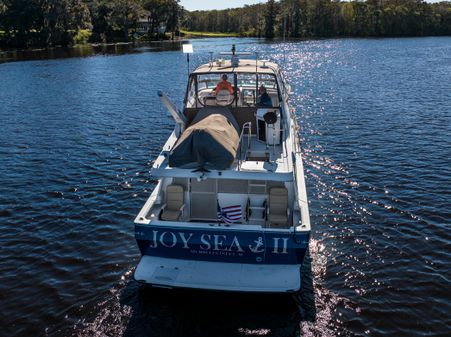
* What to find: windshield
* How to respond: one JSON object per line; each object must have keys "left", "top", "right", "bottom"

{"left": 185, "top": 72, "right": 279, "bottom": 108}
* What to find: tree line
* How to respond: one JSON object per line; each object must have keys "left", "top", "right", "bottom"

{"left": 0, "top": 0, "right": 450, "bottom": 48}
{"left": 0, "top": 0, "right": 182, "bottom": 47}
{"left": 187, "top": 0, "right": 451, "bottom": 38}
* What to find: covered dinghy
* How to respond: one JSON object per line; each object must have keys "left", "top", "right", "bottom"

{"left": 169, "top": 107, "right": 240, "bottom": 170}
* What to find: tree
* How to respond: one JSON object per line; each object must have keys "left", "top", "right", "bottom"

{"left": 88, "top": 0, "right": 140, "bottom": 42}
{"left": 2, "top": 0, "right": 451, "bottom": 47}
{"left": 111, "top": 0, "right": 141, "bottom": 41}
{"left": 37, "top": 0, "right": 91, "bottom": 46}
{"left": 142, "top": 0, "right": 180, "bottom": 39}
{"left": 143, "top": 0, "right": 169, "bottom": 38}
{"left": 1, "top": 0, "right": 41, "bottom": 46}
{"left": 265, "top": 0, "right": 277, "bottom": 38}
{"left": 0, "top": 0, "right": 90, "bottom": 46}
{"left": 182, "top": 0, "right": 451, "bottom": 39}
{"left": 89, "top": 1, "right": 114, "bottom": 42}
{"left": 166, "top": 0, "right": 180, "bottom": 39}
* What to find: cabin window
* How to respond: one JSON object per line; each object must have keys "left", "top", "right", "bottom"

{"left": 237, "top": 73, "right": 257, "bottom": 88}
{"left": 237, "top": 73, "right": 257, "bottom": 106}
{"left": 197, "top": 74, "right": 220, "bottom": 91}
{"left": 185, "top": 73, "right": 280, "bottom": 109}
{"left": 186, "top": 76, "right": 197, "bottom": 108}
{"left": 257, "top": 74, "right": 279, "bottom": 107}
{"left": 257, "top": 74, "right": 277, "bottom": 90}
{"left": 236, "top": 73, "right": 280, "bottom": 107}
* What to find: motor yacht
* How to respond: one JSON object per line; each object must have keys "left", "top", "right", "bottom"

{"left": 133, "top": 46, "right": 311, "bottom": 292}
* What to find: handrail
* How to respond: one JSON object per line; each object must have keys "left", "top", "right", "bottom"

{"left": 237, "top": 122, "right": 252, "bottom": 170}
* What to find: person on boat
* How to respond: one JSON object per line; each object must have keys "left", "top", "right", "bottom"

{"left": 214, "top": 74, "right": 234, "bottom": 94}
{"left": 257, "top": 85, "right": 272, "bottom": 107}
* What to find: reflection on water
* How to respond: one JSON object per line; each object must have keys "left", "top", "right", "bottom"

{"left": 0, "top": 41, "right": 185, "bottom": 64}
{"left": 1, "top": 37, "right": 450, "bottom": 336}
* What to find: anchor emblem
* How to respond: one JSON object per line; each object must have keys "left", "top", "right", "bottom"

{"left": 249, "top": 237, "right": 264, "bottom": 253}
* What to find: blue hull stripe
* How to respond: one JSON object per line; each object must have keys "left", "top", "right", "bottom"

{"left": 135, "top": 224, "right": 309, "bottom": 265}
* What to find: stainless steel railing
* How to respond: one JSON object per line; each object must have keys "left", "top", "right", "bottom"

{"left": 237, "top": 122, "right": 252, "bottom": 170}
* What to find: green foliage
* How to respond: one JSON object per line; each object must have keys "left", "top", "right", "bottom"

{"left": 0, "top": 0, "right": 181, "bottom": 46}
{"left": 0, "top": 0, "right": 91, "bottom": 47}
{"left": 73, "top": 29, "right": 92, "bottom": 44}
{"left": 88, "top": 0, "right": 142, "bottom": 43}
{"left": 184, "top": 4, "right": 267, "bottom": 36}
{"left": 142, "top": 0, "right": 180, "bottom": 40}
{"left": 186, "top": 0, "right": 451, "bottom": 38}
{"left": 1, "top": 0, "right": 449, "bottom": 48}
{"left": 265, "top": 0, "right": 277, "bottom": 38}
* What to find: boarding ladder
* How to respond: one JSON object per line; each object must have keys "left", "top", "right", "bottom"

{"left": 246, "top": 181, "right": 267, "bottom": 226}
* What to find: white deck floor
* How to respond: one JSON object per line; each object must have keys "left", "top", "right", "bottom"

{"left": 237, "top": 135, "right": 289, "bottom": 172}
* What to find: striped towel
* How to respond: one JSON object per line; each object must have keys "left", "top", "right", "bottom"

{"left": 217, "top": 203, "right": 242, "bottom": 224}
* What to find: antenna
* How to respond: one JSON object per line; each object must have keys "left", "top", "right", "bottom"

{"left": 220, "top": 44, "right": 252, "bottom": 56}
{"left": 255, "top": 52, "right": 259, "bottom": 103}
{"left": 220, "top": 44, "right": 252, "bottom": 67}
{"left": 182, "top": 43, "right": 193, "bottom": 76}
{"left": 255, "top": 51, "right": 259, "bottom": 73}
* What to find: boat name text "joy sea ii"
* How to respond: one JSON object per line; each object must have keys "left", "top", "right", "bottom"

{"left": 137, "top": 229, "right": 292, "bottom": 254}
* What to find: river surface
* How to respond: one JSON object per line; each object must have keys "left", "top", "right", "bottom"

{"left": 0, "top": 37, "right": 450, "bottom": 337}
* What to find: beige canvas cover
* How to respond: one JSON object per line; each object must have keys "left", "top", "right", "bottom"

{"left": 169, "top": 107, "right": 240, "bottom": 170}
